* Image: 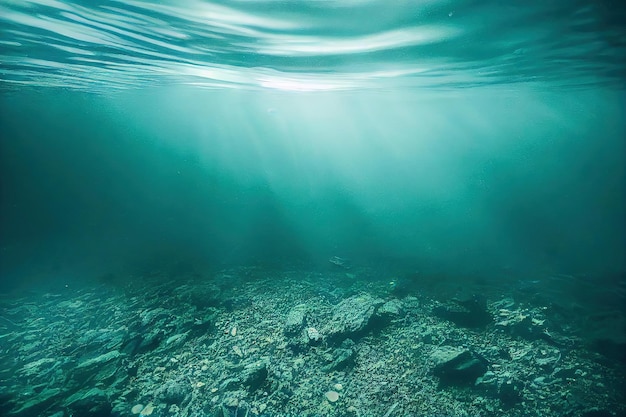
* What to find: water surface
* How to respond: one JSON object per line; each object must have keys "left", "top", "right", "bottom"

{"left": 1, "top": 0, "right": 624, "bottom": 91}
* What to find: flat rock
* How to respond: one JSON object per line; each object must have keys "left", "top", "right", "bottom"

{"left": 10, "top": 388, "right": 61, "bottom": 417}
{"left": 77, "top": 350, "right": 120, "bottom": 369}
{"left": 64, "top": 388, "right": 111, "bottom": 417}
{"left": 431, "top": 346, "right": 488, "bottom": 386}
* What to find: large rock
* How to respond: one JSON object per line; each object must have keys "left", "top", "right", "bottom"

{"left": 284, "top": 304, "right": 308, "bottom": 336}
{"left": 374, "top": 299, "right": 405, "bottom": 327}
{"left": 156, "top": 379, "right": 191, "bottom": 405}
{"left": 321, "top": 339, "right": 356, "bottom": 372}
{"left": 431, "top": 346, "right": 488, "bottom": 386}
{"left": 10, "top": 388, "right": 61, "bottom": 417}
{"left": 64, "top": 388, "right": 111, "bottom": 417}
{"left": 322, "top": 294, "right": 384, "bottom": 344}
{"left": 241, "top": 358, "right": 270, "bottom": 391}
{"left": 433, "top": 296, "right": 492, "bottom": 328}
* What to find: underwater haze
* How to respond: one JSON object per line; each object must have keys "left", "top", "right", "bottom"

{"left": 0, "top": 1, "right": 625, "bottom": 417}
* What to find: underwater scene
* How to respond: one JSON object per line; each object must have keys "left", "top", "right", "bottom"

{"left": 0, "top": 1, "right": 625, "bottom": 417}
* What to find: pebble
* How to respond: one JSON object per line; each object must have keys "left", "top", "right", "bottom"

{"left": 325, "top": 391, "right": 339, "bottom": 402}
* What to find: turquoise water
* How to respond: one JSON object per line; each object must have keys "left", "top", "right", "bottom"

{"left": 0, "top": 1, "right": 625, "bottom": 416}
{"left": 1, "top": 0, "right": 624, "bottom": 287}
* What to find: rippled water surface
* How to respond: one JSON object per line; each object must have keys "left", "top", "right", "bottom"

{"left": 1, "top": 0, "right": 625, "bottom": 91}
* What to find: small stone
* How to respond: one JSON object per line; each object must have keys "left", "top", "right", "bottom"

{"left": 141, "top": 403, "right": 154, "bottom": 416}
{"left": 131, "top": 404, "right": 144, "bottom": 414}
{"left": 334, "top": 383, "right": 343, "bottom": 391}
{"left": 306, "top": 327, "right": 321, "bottom": 344}
{"left": 325, "top": 391, "right": 340, "bottom": 402}
{"left": 165, "top": 333, "right": 188, "bottom": 346}
{"left": 224, "top": 397, "right": 239, "bottom": 407}
{"left": 231, "top": 327, "right": 237, "bottom": 337}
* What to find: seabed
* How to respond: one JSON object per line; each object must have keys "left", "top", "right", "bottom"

{"left": 0, "top": 266, "right": 624, "bottom": 417}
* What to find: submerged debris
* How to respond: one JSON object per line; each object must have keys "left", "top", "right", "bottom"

{"left": 328, "top": 256, "right": 351, "bottom": 269}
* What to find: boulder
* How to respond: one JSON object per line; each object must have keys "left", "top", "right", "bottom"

{"left": 322, "top": 294, "right": 384, "bottom": 344}
{"left": 431, "top": 346, "right": 488, "bottom": 386}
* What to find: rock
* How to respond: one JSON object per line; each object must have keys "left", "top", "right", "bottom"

{"left": 498, "top": 378, "right": 523, "bottom": 407}
{"left": 64, "top": 388, "right": 111, "bottom": 417}
{"left": 321, "top": 339, "right": 356, "bottom": 372}
{"left": 241, "top": 358, "right": 270, "bottom": 391}
{"left": 287, "top": 326, "right": 319, "bottom": 352}
{"left": 377, "top": 299, "right": 404, "bottom": 318}
{"left": 120, "top": 335, "right": 143, "bottom": 356}
{"left": 305, "top": 327, "right": 321, "bottom": 345}
{"left": 431, "top": 346, "right": 488, "bottom": 386}
{"left": 156, "top": 379, "right": 191, "bottom": 404}
{"left": 475, "top": 371, "right": 499, "bottom": 394}
{"left": 322, "top": 294, "right": 384, "bottom": 344}
{"left": 284, "top": 304, "right": 308, "bottom": 336}
{"left": 77, "top": 350, "right": 121, "bottom": 369}
{"left": 190, "top": 314, "right": 216, "bottom": 338}
{"left": 10, "top": 388, "right": 61, "bottom": 417}
{"left": 165, "top": 332, "right": 188, "bottom": 347}
{"left": 534, "top": 347, "right": 561, "bottom": 370}
{"left": 213, "top": 399, "right": 250, "bottom": 417}
{"left": 325, "top": 390, "right": 340, "bottom": 402}
{"left": 137, "top": 330, "right": 164, "bottom": 353}
{"left": 433, "top": 296, "right": 492, "bottom": 328}
{"left": 553, "top": 367, "right": 579, "bottom": 380}
{"left": 93, "top": 360, "right": 121, "bottom": 384}
{"left": 139, "top": 308, "right": 169, "bottom": 328}
{"left": 475, "top": 372, "right": 524, "bottom": 407}
{"left": 373, "top": 298, "right": 405, "bottom": 329}
{"left": 20, "top": 358, "right": 56, "bottom": 377}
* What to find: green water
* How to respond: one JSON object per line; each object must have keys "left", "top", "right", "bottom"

{"left": 0, "top": 0, "right": 624, "bottom": 310}
{"left": 0, "top": 2, "right": 625, "bottom": 416}
{"left": 1, "top": 88, "right": 624, "bottom": 296}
